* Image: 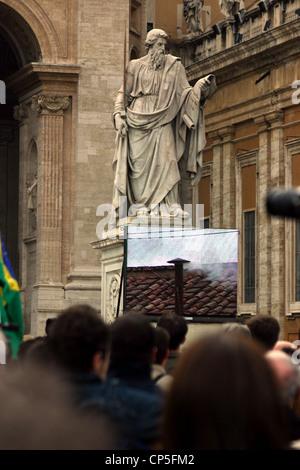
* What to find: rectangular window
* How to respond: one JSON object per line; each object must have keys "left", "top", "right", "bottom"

{"left": 295, "top": 220, "right": 300, "bottom": 301}
{"left": 244, "top": 210, "right": 255, "bottom": 303}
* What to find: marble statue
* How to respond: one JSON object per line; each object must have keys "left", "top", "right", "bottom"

{"left": 183, "top": 0, "right": 204, "bottom": 35}
{"left": 112, "top": 28, "right": 217, "bottom": 218}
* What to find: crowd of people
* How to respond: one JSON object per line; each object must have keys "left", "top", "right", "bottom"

{"left": 0, "top": 307, "right": 300, "bottom": 450}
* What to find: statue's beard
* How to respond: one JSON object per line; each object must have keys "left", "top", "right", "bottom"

{"left": 148, "top": 47, "right": 165, "bottom": 70}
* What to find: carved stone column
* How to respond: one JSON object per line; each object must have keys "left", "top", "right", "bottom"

{"left": 219, "top": 126, "right": 235, "bottom": 229}
{"left": 208, "top": 130, "right": 223, "bottom": 228}
{"left": 31, "top": 95, "right": 69, "bottom": 332}
{"left": 254, "top": 114, "right": 271, "bottom": 316}
{"left": 268, "top": 110, "right": 285, "bottom": 332}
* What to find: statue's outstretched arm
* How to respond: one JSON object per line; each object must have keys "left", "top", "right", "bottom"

{"left": 193, "top": 74, "right": 217, "bottom": 106}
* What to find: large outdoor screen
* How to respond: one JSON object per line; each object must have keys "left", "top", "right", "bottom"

{"left": 124, "top": 226, "right": 239, "bottom": 317}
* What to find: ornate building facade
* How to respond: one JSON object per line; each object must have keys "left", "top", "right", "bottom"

{"left": 0, "top": 0, "right": 146, "bottom": 335}
{"left": 155, "top": 0, "right": 300, "bottom": 341}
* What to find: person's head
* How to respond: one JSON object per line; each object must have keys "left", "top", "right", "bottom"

{"left": 45, "top": 318, "right": 56, "bottom": 336}
{"left": 16, "top": 336, "right": 52, "bottom": 368}
{"left": 47, "top": 304, "right": 111, "bottom": 379}
{"left": 265, "top": 349, "right": 300, "bottom": 407}
{"left": 109, "top": 311, "right": 155, "bottom": 364}
{"left": 220, "top": 322, "right": 251, "bottom": 338}
{"left": 145, "top": 29, "right": 168, "bottom": 69}
{"left": 247, "top": 314, "right": 280, "bottom": 351}
{"left": 157, "top": 314, "right": 187, "bottom": 351}
{"left": 153, "top": 326, "right": 170, "bottom": 367}
{"left": 163, "top": 333, "right": 288, "bottom": 450}
{"left": 273, "top": 340, "right": 297, "bottom": 357}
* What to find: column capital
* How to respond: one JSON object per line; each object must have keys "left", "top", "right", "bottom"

{"left": 253, "top": 114, "right": 269, "bottom": 132}
{"left": 266, "top": 110, "right": 284, "bottom": 127}
{"left": 218, "top": 125, "right": 235, "bottom": 141}
{"left": 31, "top": 95, "right": 70, "bottom": 115}
{"left": 207, "top": 129, "right": 222, "bottom": 144}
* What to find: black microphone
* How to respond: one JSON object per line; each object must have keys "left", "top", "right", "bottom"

{"left": 266, "top": 187, "right": 300, "bottom": 219}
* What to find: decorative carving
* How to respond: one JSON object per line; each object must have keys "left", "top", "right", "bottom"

{"left": 13, "top": 103, "right": 29, "bottom": 122}
{"left": 31, "top": 95, "right": 70, "bottom": 114}
{"left": 26, "top": 176, "right": 37, "bottom": 211}
{"left": 26, "top": 173, "right": 37, "bottom": 233}
{"left": 106, "top": 274, "right": 121, "bottom": 323}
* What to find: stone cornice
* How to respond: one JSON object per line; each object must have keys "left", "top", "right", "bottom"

{"left": 204, "top": 84, "right": 294, "bottom": 132}
{"left": 186, "top": 20, "right": 300, "bottom": 84}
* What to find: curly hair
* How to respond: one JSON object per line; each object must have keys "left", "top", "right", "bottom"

{"left": 145, "top": 28, "right": 168, "bottom": 51}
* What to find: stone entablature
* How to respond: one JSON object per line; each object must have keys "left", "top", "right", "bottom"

{"left": 177, "top": 0, "right": 300, "bottom": 70}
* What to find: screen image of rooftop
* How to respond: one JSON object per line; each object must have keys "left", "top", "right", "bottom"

{"left": 125, "top": 228, "right": 239, "bottom": 317}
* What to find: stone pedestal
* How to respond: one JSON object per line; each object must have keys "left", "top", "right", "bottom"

{"left": 91, "top": 237, "right": 124, "bottom": 324}
{"left": 91, "top": 214, "right": 194, "bottom": 323}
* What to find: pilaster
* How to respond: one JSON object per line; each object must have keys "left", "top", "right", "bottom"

{"left": 208, "top": 130, "right": 223, "bottom": 228}
{"left": 31, "top": 95, "right": 70, "bottom": 334}
{"left": 219, "top": 125, "right": 235, "bottom": 229}
{"left": 13, "top": 103, "right": 30, "bottom": 330}
{"left": 32, "top": 95, "right": 69, "bottom": 283}
{"left": 268, "top": 110, "right": 285, "bottom": 333}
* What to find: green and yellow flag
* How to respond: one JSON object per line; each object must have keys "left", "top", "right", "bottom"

{"left": 0, "top": 235, "right": 24, "bottom": 359}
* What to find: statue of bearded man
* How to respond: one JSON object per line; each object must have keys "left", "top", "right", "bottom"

{"left": 112, "top": 28, "right": 216, "bottom": 218}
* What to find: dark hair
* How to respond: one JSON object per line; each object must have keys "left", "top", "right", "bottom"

{"left": 17, "top": 336, "right": 54, "bottom": 368}
{"left": 220, "top": 322, "right": 251, "bottom": 338}
{"left": 154, "top": 327, "right": 170, "bottom": 365}
{"left": 110, "top": 312, "right": 155, "bottom": 364}
{"left": 247, "top": 314, "right": 280, "bottom": 351}
{"left": 157, "top": 314, "right": 187, "bottom": 350}
{"left": 45, "top": 318, "right": 56, "bottom": 336}
{"left": 17, "top": 337, "right": 44, "bottom": 363}
{"left": 47, "top": 304, "right": 110, "bottom": 373}
{"left": 163, "top": 333, "right": 288, "bottom": 450}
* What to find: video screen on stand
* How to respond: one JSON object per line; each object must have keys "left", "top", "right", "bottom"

{"left": 124, "top": 227, "right": 239, "bottom": 318}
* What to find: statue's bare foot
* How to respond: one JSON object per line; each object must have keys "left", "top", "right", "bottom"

{"left": 136, "top": 208, "right": 149, "bottom": 217}
{"left": 170, "top": 207, "right": 190, "bottom": 218}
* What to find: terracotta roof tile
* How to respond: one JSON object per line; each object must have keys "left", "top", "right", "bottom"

{"left": 126, "top": 264, "right": 237, "bottom": 317}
